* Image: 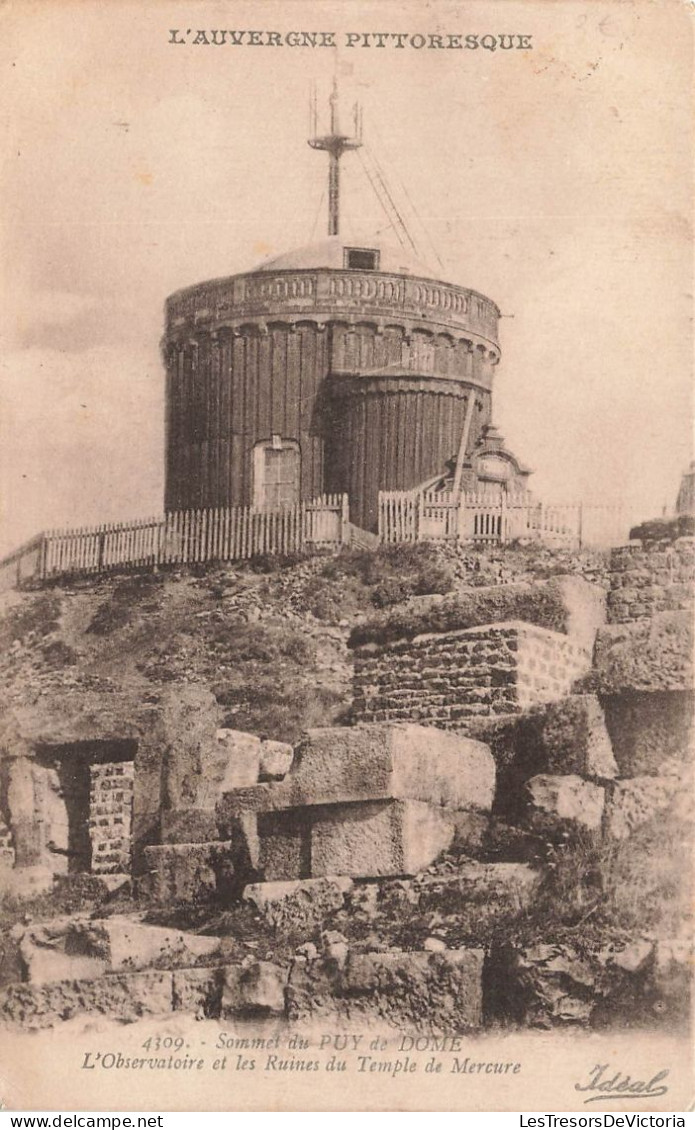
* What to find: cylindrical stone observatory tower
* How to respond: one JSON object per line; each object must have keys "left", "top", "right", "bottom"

{"left": 162, "top": 88, "right": 506, "bottom": 532}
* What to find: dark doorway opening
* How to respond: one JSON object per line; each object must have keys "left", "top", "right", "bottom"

{"left": 34, "top": 740, "right": 136, "bottom": 875}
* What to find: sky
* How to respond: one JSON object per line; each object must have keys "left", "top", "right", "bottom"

{"left": 0, "top": 0, "right": 692, "bottom": 554}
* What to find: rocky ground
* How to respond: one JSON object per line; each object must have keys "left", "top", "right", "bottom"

{"left": 0, "top": 804, "right": 689, "bottom": 1031}
{"left": 0, "top": 542, "right": 610, "bottom": 742}
{"left": 2, "top": 539, "right": 690, "bottom": 1033}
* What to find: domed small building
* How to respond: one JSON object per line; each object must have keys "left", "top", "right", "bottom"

{"left": 162, "top": 90, "right": 529, "bottom": 533}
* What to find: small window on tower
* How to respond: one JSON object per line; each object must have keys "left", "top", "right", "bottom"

{"left": 345, "top": 247, "right": 379, "bottom": 271}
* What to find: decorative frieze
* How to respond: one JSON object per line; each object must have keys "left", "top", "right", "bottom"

{"left": 166, "top": 268, "right": 500, "bottom": 349}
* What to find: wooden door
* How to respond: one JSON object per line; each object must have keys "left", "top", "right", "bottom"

{"left": 262, "top": 445, "right": 300, "bottom": 510}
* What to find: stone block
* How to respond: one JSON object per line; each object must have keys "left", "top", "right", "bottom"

{"left": 98, "top": 873, "right": 131, "bottom": 895}
{"left": 257, "top": 810, "right": 309, "bottom": 881}
{"left": 601, "top": 939, "right": 654, "bottom": 975}
{"left": 0, "top": 865, "right": 54, "bottom": 900}
{"left": 242, "top": 877, "right": 353, "bottom": 933}
{"left": 524, "top": 774, "right": 605, "bottom": 836}
{"left": 221, "top": 961, "right": 287, "bottom": 1016}
{"left": 141, "top": 841, "right": 234, "bottom": 904}
{"left": 159, "top": 808, "right": 219, "bottom": 845}
{"left": 416, "top": 862, "right": 541, "bottom": 918}
{"left": 606, "top": 776, "right": 682, "bottom": 840}
{"left": 298, "top": 723, "right": 494, "bottom": 810}
{"left": 451, "top": 810, "right": 489, "bottom": 852}
{"left": 0, "top": 931, "right": 23, "bottom": 989}
{"left": 285, "top": 954, "right": 347, "bottom": 1019}
{"left": 217, "top": 724, "right": 495, "bottom": 884}
{"left": 172, "top": 966, "right": 224, "bottom": 1018}
{"left": 215, "top": 729, "right": 262, "bottom": 790}
{"left": 6, "top": 757, "right": 36, "bottom": 817}
{"left": 157, "top": 685, "right": 221, "bottom": 811}
{"left": 346, "top": 949, "right": 483, "bottom": 1030}
{"left": 595, "top": 936, "right": 691, "bottom": 1028}
{"left": 256, "top": 798, "right": 456, "bottom": 881}
{"left": 0, "top": 691, "right": 141, "bottom": 756}
{"left": 550, "top": 576, "right": 607, "bottom": 651}
{"left": 216, "top": 785, "right": 270, "bottom": 830}
{"left": 12, "top": 915, "right": 221, "bottom": 984}
{"left": 351, "top": 577, "right": 605, "bottom": 649}
{"left": 652, "top": 939, "right": 692, "bottom": 1023}
{"left": 286, "top": 949, "right": 483, "bottom": 1029}
{"left": 472, "top": 695, "right": 616, "bottom": 822}
{"left": 535, "top": 695, "right": 617, "bottom": 779}
{"left": 13, "top": 922, "right": 107, "bottom": 985}
{"left": 220, "top": 723, "right": 495, "bottom": 816}
{"left": 607, "top": 542, "right": 695, "bottom": 625}
{"left": 487, "top": 944, "right": 597, "bottom": 1027}
{"left": 602, "top": 691, "right": 694, "bottom": 775}
{"left": 351, "top": 623, "right": 592, "bottom": 729}
{"left": 593, "top": 611, "right": 693, "bottom": 695}
{"left": 259, "top": 740, "right": 293, "bottom": 782}
{"left": 310, "top": 799, "right": 455, "bottom": 879}
{"left": 0, "top": 970, "right": 174, "bottom": 1030}
{"left": 97, "top": 917, "right": 222, "bottom": 970}
{"left": 4, "top": 819, "right": 42, "bottom": 869}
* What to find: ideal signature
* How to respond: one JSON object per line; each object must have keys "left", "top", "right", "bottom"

{"left": 575, "top": 1064, "right": 670, "bottom": 1103}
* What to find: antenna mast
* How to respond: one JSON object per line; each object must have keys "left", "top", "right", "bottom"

{"left": 308, "top": 79, "right": 362, "bottom": 236}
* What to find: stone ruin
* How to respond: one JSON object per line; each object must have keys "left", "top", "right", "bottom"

{"left": 0, "top": 738, "right": 137, "bottom": 894}
{"left": 0, "top": 540, "right": 692, "bottom": 1030}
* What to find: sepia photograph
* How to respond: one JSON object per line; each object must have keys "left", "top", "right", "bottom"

{"left": 0, "top": 0, "right": 692, "bottom": 1113}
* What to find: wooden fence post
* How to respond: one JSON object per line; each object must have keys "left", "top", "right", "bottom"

{"left": 38, "top": 534, "right": 47, "bottom": 583}
{"left": 415, "top": 491, "right": 423, "bottom": 543}
{"left": 341, "top": 494, "right": 350, "bottom": 545}
{"left": 455, "top": 492, "right": 463, "bottom": 542}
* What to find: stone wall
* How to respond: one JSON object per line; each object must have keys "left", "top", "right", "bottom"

{"left": 88, "top": 762, "right": 134, "bottom": 875}
{"left": 0, "top": 817, "right": 14, "bottom": 871}
{"left": 607, "top": 540, "right": 695, "bottom": 624}
{"left": 0, "top": 685, "right": 219, "bottom": 878}
{"left": 601, "top": 690, "right": 694, "bottom": 776}
{"left": 593, "top": 611, "right": 693, "bottom": 696}
{"left": 351, "top": 622, "right": 590, "bottom": 727}
{"left": 0, "top": 554, "right": 690, "bottom": 1033}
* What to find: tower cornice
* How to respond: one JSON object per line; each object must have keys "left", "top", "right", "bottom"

{"left": 166, "top": 266, "right": 500, "bottom": 356}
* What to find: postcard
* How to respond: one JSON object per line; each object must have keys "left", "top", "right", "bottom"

{"left": 0, "top": 0, "right": 692, "bottom": 1113}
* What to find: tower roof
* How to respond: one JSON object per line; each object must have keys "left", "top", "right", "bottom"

{"left": 255, "top": 235, "right": 444, "bottom": 283}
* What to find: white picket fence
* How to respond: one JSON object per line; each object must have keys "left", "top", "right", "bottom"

{"left": 0, "top": 488, "right": 636, "bottom": 592}
{"left": 0, "top": 495, "right": 349, "bottom": 590}
{"left": 379, "top": 490, "right": 631, "bottom": 549}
